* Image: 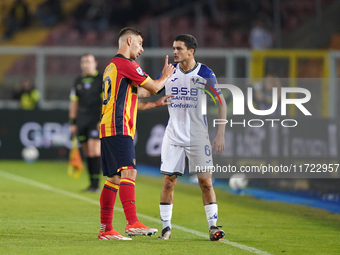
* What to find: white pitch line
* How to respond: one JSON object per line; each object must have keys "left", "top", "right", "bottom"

{"left": 0, "top": 170, "right": 271, "bottom": 255}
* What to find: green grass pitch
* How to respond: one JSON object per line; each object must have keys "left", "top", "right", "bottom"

{"left": 0, "top": 161, "right": 339, "bottom": 255}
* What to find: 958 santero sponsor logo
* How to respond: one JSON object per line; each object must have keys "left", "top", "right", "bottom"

{"left": 170, "top": 87, "right": 198, "bottom": 108}
{"left": 171, "top": 87, "right": 198, "bottom": 100}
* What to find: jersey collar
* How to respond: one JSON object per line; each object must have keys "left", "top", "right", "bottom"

{"left": 115, "top": 53, "right": 126, "bottom": 59}
{"left": 179, "top": 62, "right": 198, "bottom": 74}
{"left": 82, "top": 70, "right": 98, "bottom": 77}
{"left": 115, "top": 54, "right": 133, "bottom": 62}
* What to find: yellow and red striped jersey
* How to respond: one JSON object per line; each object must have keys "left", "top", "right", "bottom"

{"left": 100, "top": 54, "right": 150, "bottom": 139}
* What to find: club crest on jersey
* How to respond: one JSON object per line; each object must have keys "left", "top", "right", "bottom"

{"left": 136, "top": 67, "right": 144, "bottom": 76}
{"left": 190, "top": 76, "right": 222, "bottom": 106}
{"left": 191, "top": 77, "right": 201, "bottom": 85}
{"left": 77, "top": 84, "right": 82, "bottom": 90}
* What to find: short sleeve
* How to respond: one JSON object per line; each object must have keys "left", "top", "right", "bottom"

{"left": 206, "top": 71, "right": 222, "bottom": 96}
{"left": 123, "top": 61, "right": 150, "bottom": 86}
{"left": 198, "top": 66, "right": 222, "bottom": 97}
{"left": 70, "top": 80, "right": 78, "bottom": 101}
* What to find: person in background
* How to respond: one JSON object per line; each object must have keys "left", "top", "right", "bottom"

{"left": 72, "top": 0, "right": 108, "bottom": 35}
{"left": 253, "top": 74, "right": 281, "bottom": 116}
{"left": 249, "top": 18, "right": 273, "bottom": 49}
{"left": 69, "top": 54, "right": 102, "bottom": 192}
{"left": 35, "top": 0, "right": 62, "bottom": 27}
{"left": 12, "top": 77, "right": 40, "bottom": 110}
{"left": 2, "top": 0, "right": 31, "bottom": 40}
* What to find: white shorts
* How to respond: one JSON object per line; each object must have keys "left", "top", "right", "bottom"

{"left": 160, "top": 140, "right": 213, "bottom": 176}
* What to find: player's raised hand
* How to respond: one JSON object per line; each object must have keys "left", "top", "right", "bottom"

{"left": 162, "top": 55, "right": 175, "bottom": 78}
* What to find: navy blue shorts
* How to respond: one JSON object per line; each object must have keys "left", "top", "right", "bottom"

{"left": 101, "top": 135, "right": 136, "bottom": 176}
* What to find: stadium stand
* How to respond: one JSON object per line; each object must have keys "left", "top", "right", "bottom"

{"left": 0, "top": 0, "right": 336, "bottom": 49}
{"left": 0, "top": 0, "right": 338, "bottom": 100}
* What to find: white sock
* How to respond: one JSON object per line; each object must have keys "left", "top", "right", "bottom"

{"left": 160, "top": 204, "right": 173, "bottom": 229}
{"left": 204, "top": 203, "right": 218, "bottom": 229}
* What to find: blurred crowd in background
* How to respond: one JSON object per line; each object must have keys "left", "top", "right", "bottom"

{"left": 0, "top": 0, "right": 339, "bottom": 111}
{"left": 1, "top": 0, "right": 338, "bottom": 48}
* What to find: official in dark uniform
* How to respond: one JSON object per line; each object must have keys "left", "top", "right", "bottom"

{"left": 69, "top": 54, "right": 102, "bottom": 192}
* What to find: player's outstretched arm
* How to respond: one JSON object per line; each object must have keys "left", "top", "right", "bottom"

{"left": 137, "top": 95, "right": 173, "bottom": 111}
{"left": 142, "top": 55, "right": 175, "bottom": 94}
{"left": 212, "top": 93, "right": 227, "bottom": 154}
{"left": 138, "top": 87, "right": 152, "bottom": 98}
